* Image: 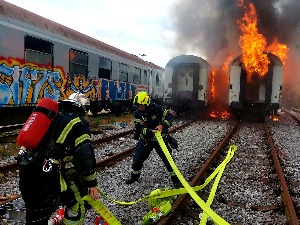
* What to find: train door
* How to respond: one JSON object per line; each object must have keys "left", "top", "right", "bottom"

{"left": 173, "top": 64, "right": 199, "bottom": 100}
{"left": 240, "top": 65, "right": 273, "bottom": 103}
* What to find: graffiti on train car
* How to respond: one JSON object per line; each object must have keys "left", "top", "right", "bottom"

{"left": 0, "top": 57, "right": 137, "bottom": 107}
{"left": 64, "top": 75, "right": 136, "bottom": 101}
{"left": 64, "top": 73, "right": 96, "bottom": 101}
{"left": 96, "top": 79, "right": 135, "bottom": 101}
{"left": 0, "top": 57, "right": 67, "bottom": 107}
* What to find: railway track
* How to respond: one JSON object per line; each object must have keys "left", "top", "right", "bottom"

{"left": 1, "top": 113, "right": 300, "bottom": 224}
{"left": 0, "top": 119, "right": 192, "bottom": 173}
{"left": 0, "top": 119, "right": 195, "bottom": 207}
{"left": 161, "top": 121, "right": 298, "bottom": 224}
{"left": 0, "top": 124, "right": 24, "bottom": 133}
{"left": 0, "top": 128, "right": 135, "bottom": 173}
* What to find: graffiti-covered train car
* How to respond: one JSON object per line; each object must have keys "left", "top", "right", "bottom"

{"left": 0, "top": 0, "right": 164, "bottom": 125}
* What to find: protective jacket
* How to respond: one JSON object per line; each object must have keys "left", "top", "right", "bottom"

{"left": 52, "top": 110, "right": 97, "bottom": 188}
{"left": 19, "top": 106, "right": 97, "bottom": 225}
{"left": 52, "top": 109, "right": 97, "bottom": 224}
{"left": 127, "top": 102, "right": 177, "bottom": 185}
{"left": 133, "top": 103, "right": 173, "bottom": 141}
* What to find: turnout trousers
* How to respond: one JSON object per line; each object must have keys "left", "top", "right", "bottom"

{"left": 131, "top": 139, "right": 173, "bottom": 173}
{"left": 19, "top": 159, "right": 60, "bottom": 224}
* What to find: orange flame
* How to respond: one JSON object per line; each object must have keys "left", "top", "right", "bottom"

{"left": 210, "top": 70, "right": 218, "bottom": 102}
{"left": 223, "top": 52, "right": 235, "bottom": 80}
{"left": 238, "top": 3, "right": 269, "bottom": 82}
{"left": 266, "top": 37, "right": 289, "bottom": 64}
{"left": 209, "top": 110, "right": 231, "bottom": 120}
{"left": 237, "top": 3, "right": 288, "bottom": 81}
{"left": 210, "top": 111, "right": 217, "bottom": 118}
{"left": 269, "top": 115, "right": 279, "bottom": 122}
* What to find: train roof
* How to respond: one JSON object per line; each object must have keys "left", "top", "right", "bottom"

{"left": 0, "top": 0, "right": 163, "bottom": 70}
{"left": 165, "top": 54, "right": 211, "bottom": 68}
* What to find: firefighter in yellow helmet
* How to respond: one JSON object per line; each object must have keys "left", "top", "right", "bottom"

{"left": 126, "top": 91, "right": 181, "bottom": 188}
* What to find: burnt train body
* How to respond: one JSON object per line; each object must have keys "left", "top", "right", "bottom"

{"left": 229, "top": 53, "right": 283, "bottom": 120}
{"left": 0, "top": 0, "right": 164, "bottom": 125}
{"left": 163, "top": 55, "right": 211, "bottom": 114}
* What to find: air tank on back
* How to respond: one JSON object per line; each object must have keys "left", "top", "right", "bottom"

{"left": 228, "top": 52, "right": 283, "bottom": 121}
{"left": 163, "top": 55, "right": 211, "bottom": 114}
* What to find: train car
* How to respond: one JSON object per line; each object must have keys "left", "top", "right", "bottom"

{"left": 148, "top": 62, "right": 164, "bottom": 104}
{"left": 163, "top": 55, "right": 211, "bottom": 114}
{"left": 228, "top": 53, "right": 283, "bottom": 120}
{"left": 0, "top": 0, "right": 164, "bottom": 125}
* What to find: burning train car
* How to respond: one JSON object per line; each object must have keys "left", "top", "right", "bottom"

{"left": 163, "top": 55, "right": 211, "bottom": 114}
{"left": 228, "top": 53, "right": 283, "bottom": 120}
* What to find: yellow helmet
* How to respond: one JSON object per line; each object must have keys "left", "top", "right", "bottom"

{"left": 133, "top": 91, "right": 150, "bottom": 106}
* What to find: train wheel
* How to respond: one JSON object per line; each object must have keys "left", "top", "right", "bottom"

{"left": 111, "top": 101, "right": 122, "bottom": 116}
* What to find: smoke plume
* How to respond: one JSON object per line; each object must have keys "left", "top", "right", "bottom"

{"left": 169, "top": 0, "right": 300, "bottom": 107}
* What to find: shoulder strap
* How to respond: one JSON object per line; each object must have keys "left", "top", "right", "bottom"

{"left": 33, "top": 106, "right": 56, "bottom": 120}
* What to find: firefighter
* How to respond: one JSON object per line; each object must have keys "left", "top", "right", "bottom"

{"left": 126, "top": 91, "right": 181, "bottom": 188}
{"left": 19, "top": 93, "right": 99, "bottom": 224}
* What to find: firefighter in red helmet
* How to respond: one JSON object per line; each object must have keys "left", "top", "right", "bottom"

{"left": 126, "top": 91, "right": 181, "bottom": 188}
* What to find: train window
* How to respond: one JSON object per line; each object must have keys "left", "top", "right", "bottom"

{"left": 69, "top": 49, "right": 88, "bottom": 76}
{"left": 24, "top": 36, "right": 53, "bottom": 67}
{"left": 143, "top": 70, "right": 148, "bottom": 85}
{"left": 133, "top": 67, "right": 141, "bottom": 84}
{"left": 119, "top": 63, "right": 128, "bottom": 82}
{"left": 99, "top": 57, "right": 112, "bottom": 79}
{"left": 156, "top": 73, "right": 160, "bottom": 86}
{"left": 230, "top": 84, "right": 233, "bottom": 89}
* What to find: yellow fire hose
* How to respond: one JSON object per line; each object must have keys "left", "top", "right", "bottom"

{"left": 78, "top": 132, "right": 237, "bottom": 225}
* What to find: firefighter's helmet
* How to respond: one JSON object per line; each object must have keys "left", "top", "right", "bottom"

{"left": 68, "top": 93, "right": 89, "bottom": 107}
{"left": 133, "top": 91, "right": 150, "bottom": 106}
{"left": 60, "top": 92, "right": 89, "bottom": 115}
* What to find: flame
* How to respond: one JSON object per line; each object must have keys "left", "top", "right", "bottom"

{"left": 209, "top": 111, "right": 231, "bottom": 120}
{"left": 210, "top": 111, "right": 217, "bottom": 118}
{"left": 237, "top": 3, "right": 288, "bottom": 82}
{"left": 269, "top": 115, "right": 279, "bottom": 122}
{"left": 237, "top": 3, "right": 269, "bottom": 82}
{"left": 266, "top": 37, "right": 289, "bottom": 64}
{"left": 223, "top": 52, "right": 235, "bottom": 80}
{"left": 210, "top": 70, "right": 218, "bottom": 102}
{"left": 220, "top": 111, "right": 231, "bottom": 120}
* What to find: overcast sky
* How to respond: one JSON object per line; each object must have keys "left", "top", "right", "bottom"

{"left": 4, "top": 0, "right": 177, "bottom": 68}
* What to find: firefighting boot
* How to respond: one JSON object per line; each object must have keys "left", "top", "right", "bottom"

{"left": 171, "top": 175, "right": 182, "bottom": 188}
{"left": 126, "top": 172, "right": 140, "bottom": 184}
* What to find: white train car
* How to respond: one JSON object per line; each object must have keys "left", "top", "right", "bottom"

{"left": 163, "top": 55, "right": 211, "bottom": 113}
{"left": 0, "top": 0, "right": 163, "bottom": 125}
{"left": 229, "top": 53, "right": 283, "bottom": 120}
{"left": 148, "top": 63, "right": 164, "bottom": 103}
